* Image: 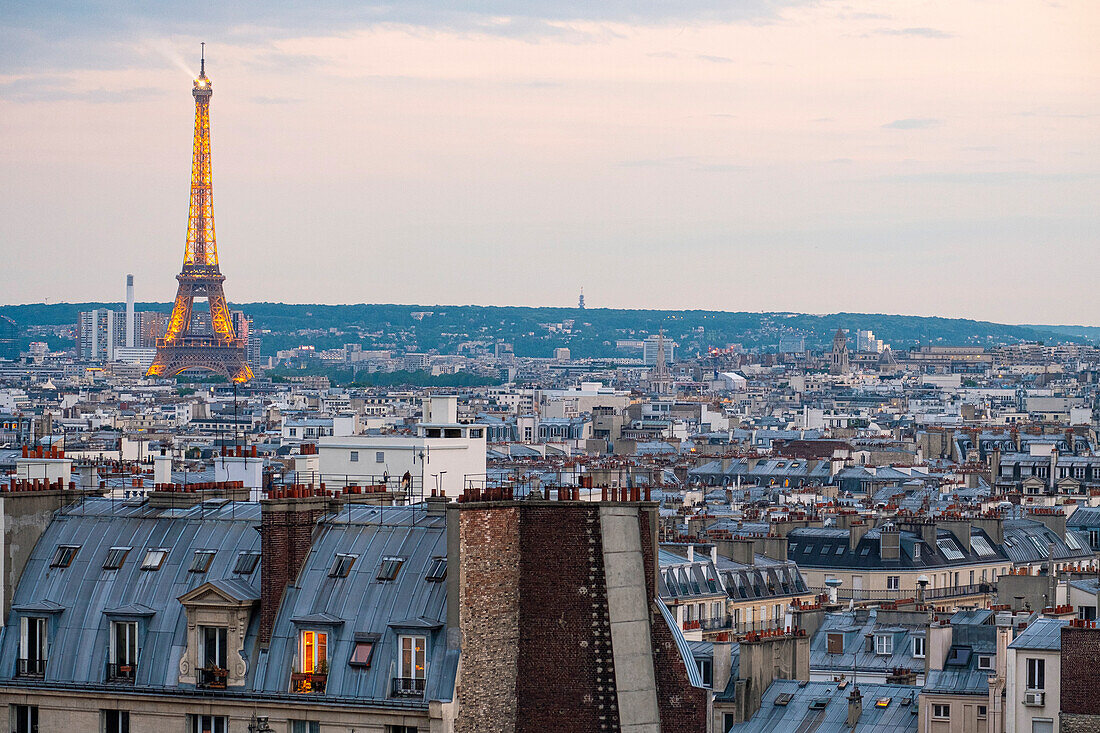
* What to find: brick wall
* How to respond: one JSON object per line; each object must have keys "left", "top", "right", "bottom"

{"left": 639, "top": 508, "right": 710, "bottom": 731}
{"left": 1062, "top": 626, "right": 1100, "bottom": 715}
{"left": 516, "top": 505, "right": 619, "bottom": 733}
{"left": 454, "top": 501, "right": 707, "bottom": 733}
{"left": 259, "top": 498, "right": 325, "bottom": 645}
{"left": 455, "top": 507, "right": 521, "bottom": 733}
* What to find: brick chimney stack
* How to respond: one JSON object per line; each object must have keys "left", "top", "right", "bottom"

{"left": 259, "top": 493, "right": 327, "bottom": 645}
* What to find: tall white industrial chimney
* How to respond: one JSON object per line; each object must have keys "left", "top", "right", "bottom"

{"left": 125, "top": 274, "right": 135, "bottom": 348}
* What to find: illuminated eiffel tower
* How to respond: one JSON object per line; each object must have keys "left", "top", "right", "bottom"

{"left": 148, "top": 46, "right": 253, "bottom": 383}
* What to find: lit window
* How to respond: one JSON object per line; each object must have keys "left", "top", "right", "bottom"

{"left": 103, "top": 547, "right": 131, "bottom": 570}
{"left": 425, "top": 557, "right": 447, "bottom": 582}
{"left": 329, "top": 554, "right": 357, "bottom": 578}
{"left": 51, "top": 545, "right": 80, "bottom": 568}
{"left": 300, "top": 630, "right": 328, "bottom": 674}
{"left": 377, "top": 556, "right": 405, "bottom": 581}
{"left": 233, "top": 551, "right": 261, "bottom": 575}
{"left": 398, "top": 635, "right": 427, "bottom": 682}
{"left": 189, "top": 550, "right": 216, "bottom": 573}
{"left": 141, "top": 549, "right": 169, "bottom": 571}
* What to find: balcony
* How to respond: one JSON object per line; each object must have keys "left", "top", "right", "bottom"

{"left": 290, "top": 672, "right": 327, "bottom": 694}
{"left": 105, "top": 662, "right": 136, "bottom": 684}
{"left": 197, "top": 666, "right": 228, "bottom": 689}
{"left": 16, "top": 658, "right": 46, "bottom": 678}
{"left": 808, "top": 583, "right": 994, "bottom": 603}
{"left": 392, "top": 677, "right": 426, "bottom": 697}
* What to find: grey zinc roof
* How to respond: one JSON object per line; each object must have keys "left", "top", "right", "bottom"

{"left": 0, "top": 498, "right": 455, "bottom": 709}
{"left": 1008, "top": 618, "right": 1069, "bottom": 651}
{"left": 728, "top": 680, "right": 919, "bottom": 733}
{"left": 923, "top": 669, "right": 990, "bottom": 695}
{"left": 0, "top": 497, "right": 262, "bottom": 691}
{"left": 809, "top": 610, "right": 923, "bottom": 677}
{"left": 256, "top": 505, "right": 453, "bottom": 703}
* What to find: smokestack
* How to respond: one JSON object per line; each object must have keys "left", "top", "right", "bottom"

{"left": 125, "top": 274, "right": 135, "bottom": 347}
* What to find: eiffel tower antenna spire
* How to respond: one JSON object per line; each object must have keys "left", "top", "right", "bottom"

{"left": 200, "top": 41, "right": 205, "bottom": 77}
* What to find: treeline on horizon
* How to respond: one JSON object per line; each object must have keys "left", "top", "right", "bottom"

{"left": 1, "top": 301, "right": 1093, "bottom": 359}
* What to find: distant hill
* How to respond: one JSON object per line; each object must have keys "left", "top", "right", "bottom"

{"left": 2, "top": 302, "right": 1092, "bottom": 359}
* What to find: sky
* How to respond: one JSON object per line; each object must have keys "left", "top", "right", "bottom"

{"left": 1, "top": 1, "right": 1098, "bottom": 324}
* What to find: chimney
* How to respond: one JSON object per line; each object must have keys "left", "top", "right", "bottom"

{"left": 425, "top": 493, "right": 450, "bottom": 516}
{"left": 762, "top": 536, "right": 788, "bottom": 563}
{"left": 849, "top": 521, "right": 871, "bottom": 552}
{"left": 687, "top": 544, "right": 694, "bottom": 562}
{"left": 712, "top": 634, "right": 734, "bottom": 693}
{"left": 847, "top": 686, "right": 863, "bottom": 728}
{"left": 125, "top": 274, "right": 135, "bottom": 348}
{"left": 879, "top": 524, "right": 901, "bottom": 561}
{"left": 1028, "top": 508, "right": 1066, "bottom": 539}
{"left": 737, "top": 630, "right": 810, "bottom": 721}
{"left": 259, "top": 493, "right": 327, "bottom": 645}
{"left": 730, "top": 538, "right": 756, "bottom": 566}
{"left": 940, "top": 518, "right": 971, "bottom": 554}
{"left": 154, "top": 447, "right": 172, "bottom": 486}
{"left": 971, "top": 514, "right": 1005, "bottom": 546}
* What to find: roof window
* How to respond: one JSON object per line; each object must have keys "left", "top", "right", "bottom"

{"left": 51, "top": 545, "right": 80, "bottom": 568}
{"left": 425, "top": 557, "right": 447, "bottom": 582}
{"left": 377, "top": 556, "right": 405, "bottom": 581}
{"left": 329, "top": 553, "right": 357, "bottom": 578}
{"left": 102, "top": 547, "right": 131, "bottom": 570}
{"left": 189, "top": 550, "right": 216, "bottom": 573}
{"left": 140, "top": 548, "right": 169, "bottom": 571}
{"left": 233, "top": 551, "right": 261, "bottom": 575}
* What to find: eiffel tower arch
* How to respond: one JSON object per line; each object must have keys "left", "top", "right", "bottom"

{"left": 147, "top": 47, "right": 253, "bottom": 383}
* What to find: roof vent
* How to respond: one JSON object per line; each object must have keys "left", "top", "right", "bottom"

{"left": 775, "top": 693, "right": 794, "bottom": 707}
{"left": 809, "top": 699, "right": 830, "bottom": 711}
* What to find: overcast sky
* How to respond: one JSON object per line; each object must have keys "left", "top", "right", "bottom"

{"left": 1, "top": 1, "right": 1097, "bottom": 324}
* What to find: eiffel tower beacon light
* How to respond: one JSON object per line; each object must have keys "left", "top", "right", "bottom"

{"left": 147, "top": 45, "right": 253, "bottom": 383}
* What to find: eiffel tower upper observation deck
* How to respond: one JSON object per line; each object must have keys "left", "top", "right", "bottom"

{"left": 147, "top": 46, "right": 253, "bottom": 383}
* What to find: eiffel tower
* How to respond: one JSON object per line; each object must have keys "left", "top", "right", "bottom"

{"left": 148, "top": 46, "right": 253, "bottom": 383}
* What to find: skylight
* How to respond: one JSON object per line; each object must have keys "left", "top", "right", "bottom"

{"left": 425, "top": 557, "right": 447, "bottom": 582}
{"left": 51, "top": 545, "right": 80, "bottom": 568}
{"left": 329, "top": 553, "right": 357, "bottom": 578}
{"left": 102, "top": 546, "right": 131, "bottom": 570}
{"left": 937, "top": 539, "right": 964, "bottom": 561}
{"left": 377, "top": 556, "right": 405, "bottom": 581}
{"left": 233, "top": 551, "right": 261, "bottom": 574}
{"left": 189, "top": 550, "right": 216, "bottom": 573}
{"left": 141, "top": 548, "right": 169, "bottom": 571}
{"left": 970, "top": 536, "right": 997, "bottom": 557}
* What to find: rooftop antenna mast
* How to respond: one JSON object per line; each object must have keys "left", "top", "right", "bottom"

{"left": 200, "top": 41, "right": 205, "bottom": 77}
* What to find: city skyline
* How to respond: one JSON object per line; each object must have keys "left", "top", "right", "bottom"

{"left": 1, "top": 0, "right": 1097, "bottom": 323}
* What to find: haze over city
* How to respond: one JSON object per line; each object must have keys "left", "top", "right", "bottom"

{"left": 2, "top": 0, "right": 1098, "bottom": 323}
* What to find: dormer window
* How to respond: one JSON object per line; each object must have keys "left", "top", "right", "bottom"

{"left": 51, "top": 545, "right": 79, "bottom": 568}
{"left": 141, "top": 548, "right": 169, "bottom": 571}
{"left": 233, "top": 551, "right": 260, "bottom": 575}
{"left": 103, "top": 547, "right": 131, "bottom": 570}
{"left": 394, "top": 635, "right": 427, "bottom": 697}
{"left": 17, "top": 617, "right": 47, "bottom": 677}
{"left": 329, "top": 554, "right": 357, "bottom": 578}
{"left": 875, "top": 634, "right": 894, "bottom": 656}
{"left": 189, "top": 550, "right": 216, "bottom": 573}
{"left": 377, "top": 556, "right": 405, "bottom": 581}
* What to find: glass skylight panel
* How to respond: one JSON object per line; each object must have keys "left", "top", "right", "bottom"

{"left": 141, "top": 548, "right": 169, "bottom": 570}
{"left": 425, "top": 557, "right": 447, "bottom": 581}
{"left": 1065, "top": 533, "right": 1084, "bottom": 551}
{"left": 937, "top": 540, "right": 964, "bottom": 561}
{"left": 233, "top": 551, "right": 261, "bottom": 574}
{"left": 970, "top": 536, "right": 996, "bottom": 557}
{"left": 329, "top": 553, "right": 357, "bottom": 578}
{"left": 189, "top": 549, "right": 216, "bottom": 573}
{"left": 376, "top": 556, "right": 405, "bottom": 581}
{"left": 51, "top": 545, "right": 80, "bottom": 568}
{"left": 103, "top": 547, "right": 131, "bottom": 570}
